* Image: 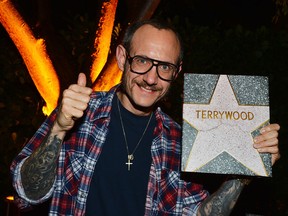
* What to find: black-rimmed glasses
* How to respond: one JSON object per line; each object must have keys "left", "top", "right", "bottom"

{"left": 126, "top": 52, "right": 180, "bottom": 82}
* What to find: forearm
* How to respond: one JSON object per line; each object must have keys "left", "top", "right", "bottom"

{"left": 20, "top": 132, "right": 63, "bottom": 200}
{"left": 197, "top": 178, "right": 250, "bottom": 216}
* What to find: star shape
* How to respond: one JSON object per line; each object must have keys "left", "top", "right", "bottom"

{"left": 183, "top": 75, "right": 270, "bottom": 176}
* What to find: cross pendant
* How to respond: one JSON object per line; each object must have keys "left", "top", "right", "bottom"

{"left": 126, "top": 154, "right": 134, "bottom": 171}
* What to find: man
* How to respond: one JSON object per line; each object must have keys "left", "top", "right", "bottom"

{"left": 11, "top": 19, "right": 280, "bottom": 215}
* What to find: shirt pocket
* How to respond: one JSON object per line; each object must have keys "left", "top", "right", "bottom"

{"left": 63, "top": 151, "right": 83, "bottom": 196}
{"left": 157, "top": 168, "right": 181, "bottom": 213}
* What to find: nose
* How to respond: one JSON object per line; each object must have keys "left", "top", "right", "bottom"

{"left": 143, "top": 65, "right": 158, "bottom": 85}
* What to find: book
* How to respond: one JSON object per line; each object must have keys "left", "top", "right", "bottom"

{"left": 181, "top": 74, "right": 271, "bottom": 177}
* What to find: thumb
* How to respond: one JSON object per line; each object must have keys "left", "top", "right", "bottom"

{"left": 77, "top": 73, "right": 87, "bottom": 87}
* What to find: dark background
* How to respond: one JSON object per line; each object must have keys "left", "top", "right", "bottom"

{"left": 1, "top": 0, "right": 287, "bottom": 215}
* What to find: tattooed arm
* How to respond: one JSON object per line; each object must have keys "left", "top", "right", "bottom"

{"left": 21, "top": 133, "right": 63, "bottom": 200}
{"left": 19, "top": 73, "right": 92, "bottom": 200}
{"left": 197, "top": 178, "right": 250, "bottom": 215}
{"left": 20, "top": 107, "right": 78, "bottom": 200}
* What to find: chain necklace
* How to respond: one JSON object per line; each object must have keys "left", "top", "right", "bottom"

{"left": 117, "top": 98, "right": 153, "bottom": 171}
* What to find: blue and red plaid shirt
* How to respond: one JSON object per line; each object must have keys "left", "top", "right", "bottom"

{"left": 11, "top": 85, "right": 208, "bottom": 215}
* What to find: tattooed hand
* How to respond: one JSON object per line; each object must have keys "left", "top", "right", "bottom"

{"left": 53, "top": 73, "right": 92, "bottom": 136}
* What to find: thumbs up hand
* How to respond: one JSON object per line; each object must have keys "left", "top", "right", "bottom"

{"left": 52, "top": 73, "right": 93, "bottom": 135}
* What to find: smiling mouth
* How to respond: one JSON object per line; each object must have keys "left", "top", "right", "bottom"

{"left": 140, "top": 86, "right": 154, "bottom": 93}
{"left": 137, "top": 82, "right": 159, "bottom": 92}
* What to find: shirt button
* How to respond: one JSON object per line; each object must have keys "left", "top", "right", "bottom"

{"left": 79, "top": 192, "right": 86, "bottom": 198}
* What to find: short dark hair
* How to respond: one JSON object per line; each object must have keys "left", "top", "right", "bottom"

{"left": 122, "top": 19, "right": 184, "bottom": 65}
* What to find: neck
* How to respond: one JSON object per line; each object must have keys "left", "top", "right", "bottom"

{"left": 117, "top": 91, "right": 154, "bottom": 116}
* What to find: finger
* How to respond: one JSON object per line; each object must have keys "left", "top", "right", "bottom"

{"left": 63, "top": 89, "right": 91, "bottom": 104}
{"left": 254, "top": 137, "right": 278, "bottom": 148}
{"left": 63, "top": 107, "right": 84, "bottom": 119}
{"left": 257, "top": 144, "right": 279, "bottom": 154}
{"left": 254, "top": 130, "right": 278, "bottom": 144}
{"left": 77, "top": 72, "right": 87, "bottom": 87}
{"left": 260, "top": 123, "right": 280, "bottom": 134}
{"left": 60, "top": 102, "right": 86, "bottom": 122}
{"left": 67, "top": 84, "right": 93, "bottom": 96}
{"left": 61, "top": 97, "right": 89, "bottom": 116}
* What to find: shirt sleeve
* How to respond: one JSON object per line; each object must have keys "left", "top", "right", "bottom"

{"left": 12, "top": 158, "right": 56, "bottom": 205}
{"left": 182, "top": 184, "right": 209, "bottom": 216}
{"left": 10, "top": 108, "right": 58, "bottom": 206}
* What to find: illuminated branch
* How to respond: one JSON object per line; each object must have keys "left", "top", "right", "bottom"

{"left": 0, "top": 0, "right": 60, "bottom": 115}
{"left": 93, "top": 0, "right": 161, "bottom": 91}
{"left": 0, "top": 0, "right": 161, "bottom": 115}
{"left": 91, "top": 0, "right": 121, "bottom": 90}
{"left": 93, "top": 59, "right": 122, "bottom": 91}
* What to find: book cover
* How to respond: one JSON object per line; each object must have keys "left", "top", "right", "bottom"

{"left": 181, "top": 74, "right": 271, "bottom": 177}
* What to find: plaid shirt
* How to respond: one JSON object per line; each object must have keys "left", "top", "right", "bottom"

{"left": 11, "top": 85, "right": 208, "bottom": 216}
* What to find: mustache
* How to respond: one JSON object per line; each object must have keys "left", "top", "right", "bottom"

{"left": 137, "top": 80, "right": 162, "bottom": 91}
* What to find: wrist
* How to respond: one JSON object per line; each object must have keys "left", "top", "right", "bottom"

{"left": 51, "top": 121, "right": 67, "bottom": 139}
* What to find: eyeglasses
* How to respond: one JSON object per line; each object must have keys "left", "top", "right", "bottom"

{"left": 126, "top": 52, "right": 180, "bottom": 82}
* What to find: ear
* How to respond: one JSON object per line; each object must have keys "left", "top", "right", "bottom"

{"left": 116, "top": 45, "right": 127, "bottom": 71}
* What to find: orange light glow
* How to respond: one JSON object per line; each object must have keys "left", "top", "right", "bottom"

{"left": 0, "top": 0, "right": 60, "bottom": 115}
{"left": 90, "top": 0, "right": 120, "bottom": 86}
{"left": 93, "top": 59, "right": 122, "bottom": 91}
{"left": 6, "top": 195, "right": 14, "bottom": 201}
{"left": 93, "top": 57, "right": 122, "bottom": 91}
{"left": 1, "top": 0, "right": 122, "bottom": 115}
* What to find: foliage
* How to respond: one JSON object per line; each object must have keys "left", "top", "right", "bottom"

{"left": 274, "top": 0, "right": 288, "bottom": 23}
